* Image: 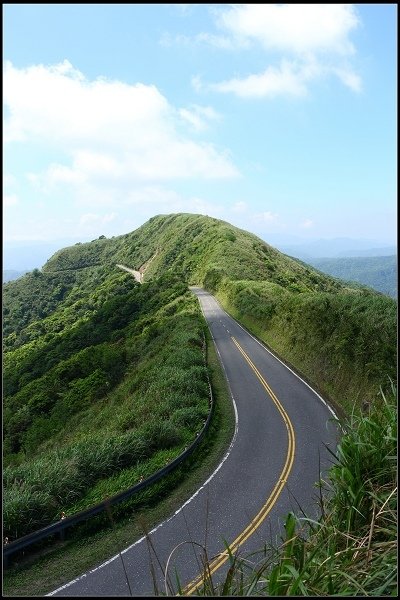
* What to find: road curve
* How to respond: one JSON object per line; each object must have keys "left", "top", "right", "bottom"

{"left": 50, "top": 288, "right": 339, "bottom": 597}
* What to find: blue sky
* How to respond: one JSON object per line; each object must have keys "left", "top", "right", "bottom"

{"left": 3, "top": 4, "right": 397, "bottom": 248}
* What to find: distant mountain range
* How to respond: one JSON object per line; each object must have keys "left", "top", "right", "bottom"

{"left": 3, "top": 269, "right": 30, "bottom": 283}
{"left": 276, "top": 238, "right": 396, "bottom": 260}
{"left": 306, "top": 256, "right": 397, "bottom": 299}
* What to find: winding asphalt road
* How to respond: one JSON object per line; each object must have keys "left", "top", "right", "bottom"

{"left": 50, "top": 288, "right": 339, "bottom": 596}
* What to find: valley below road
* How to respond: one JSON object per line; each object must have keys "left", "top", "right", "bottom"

{"left": 49, "top": 287, "right": 339, "bottom": 597}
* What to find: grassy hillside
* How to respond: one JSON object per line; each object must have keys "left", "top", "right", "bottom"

{"left": 307, "top": 255, "right": 397, "bottom": 298}
{"left": 4, "top": 213, "right": 396, "bottom": 416}
{"left": 4, "top": 271, "right": 210, "bottom": 539}
{"left": 98, "top": 212, "right": 395, "bottom": 412}
{"left": 3, "top": 214, "right": 396, "bottom": 534}
{"left": 3, "top": 213, "right": 396, "bottom": 541}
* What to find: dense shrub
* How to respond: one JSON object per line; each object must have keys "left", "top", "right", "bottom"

{"left": 217, "top": 279, "right": 396, "bottom": 409}
{"left": 3, "top": 276, "right": 210, "bottom": 539}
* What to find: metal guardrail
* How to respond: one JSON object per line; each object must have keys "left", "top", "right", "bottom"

{"left": 3, "top": 357, "right": 214, "bottom": 567}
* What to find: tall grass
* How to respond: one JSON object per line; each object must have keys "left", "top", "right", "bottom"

{"left": 3, "top": 289, "right": 211, "bottom": 540}
{"left": 216, "top": 279, "right": 396, "bottom": 412}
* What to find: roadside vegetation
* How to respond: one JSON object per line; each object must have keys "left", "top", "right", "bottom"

{"left": 2, "top": 323, "right": 236, "bottom": 597}
{"left": 217, "top": 279, "right": 396, "bottom": 413}
{"left": 4, "top": 273, "right": 210, "bottom": 539}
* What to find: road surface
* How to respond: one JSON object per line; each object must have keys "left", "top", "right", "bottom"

{"left": 50, "top": 287, "right": 339, "bottom": 596}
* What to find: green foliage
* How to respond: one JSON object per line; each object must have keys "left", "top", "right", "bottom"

{"left": 3, "top": 265, "right": 123, "bottom": 348}
{"left": 203, "top": 266, "right": 225, "bottom": 293}
{"left": 3, "top": 272, "right": 210, "bottom": 539}
{"left": 218, "top": 278, "right": 396, "bottom": 409}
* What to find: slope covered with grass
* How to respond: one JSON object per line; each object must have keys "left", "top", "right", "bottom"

{"left": 3, "top": 213, "right": 396, "bottom": 540}
{"left": 4, "top": 272, "right": 210, "bottom": 538}
{"left": 104, "top": 212, "right": 395, "bottom": 412}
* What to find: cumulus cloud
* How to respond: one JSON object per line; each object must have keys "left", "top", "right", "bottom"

{"left": 190, "top": 4, "right": 362, "bottom": 98}
{"left": 216, "top": 4, "right": 359, "bottom": 55}
{"left": 211, "top": 59, "right": 319, "bottom": 98}
{"left": 300, "top": 218, "right": 314, "bottom": 228}
{"left": 4, "top": 60, "right": 239, "bottom": 184}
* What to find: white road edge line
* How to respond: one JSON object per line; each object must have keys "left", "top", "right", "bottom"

{"left": 221, "top": 302, "right": 339, "bottom": 420}
{"left": 47, "top": 294, "right": 239, "bottom": 596}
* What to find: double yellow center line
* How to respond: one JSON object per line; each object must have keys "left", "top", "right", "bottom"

{"left": 183, "top": 336, "right": 296, "bottom": 596}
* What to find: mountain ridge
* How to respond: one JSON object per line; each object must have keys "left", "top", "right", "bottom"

{"left": 4, "top": 213, "right": 395, "bottom": 408}
{"left": 3, "top": 212, "right": 396, "bottom": 584}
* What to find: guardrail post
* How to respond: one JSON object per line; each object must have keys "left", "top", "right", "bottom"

{"left": 3, "top": 538, "right": 10, "bottom": 568}
{"left": 60, "top": 512, "right": 67, "bottom": 541}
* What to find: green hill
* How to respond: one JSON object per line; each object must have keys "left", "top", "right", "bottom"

{"left": 307, "top": 255, "right": 397, "bottom": 298}
{"left": 3, "top": 213, "right": 396, "bottom": 543}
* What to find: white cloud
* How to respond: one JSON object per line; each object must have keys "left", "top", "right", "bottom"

{"left": 216, "top": 4, "right": 359, "bottom": 56}
{"left": 211, "top": 59, "right": 319, "bottom": 98}
{"left": 192, "top": 4, "right": 361, "bottom": 98}
{"left": 261, "top": 211, "right": 279, "bottom": 223}
{"left": 178, "top": 104, "right": 221, "bottom": 131}
{"left": 3, "top": 60, "right": 241, "bottom": 242}
{"left": 4, "top": 61, "right": 238, "bottom": 182}
{"left": 300, "top": 218, "right": 314, "bottom": 228}
{"left": 210, "top": 56, "right": 362, "bottom": 99}
{"left": 333, "top": 67, "right": 362, "bottom": 92}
